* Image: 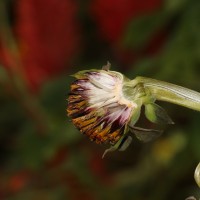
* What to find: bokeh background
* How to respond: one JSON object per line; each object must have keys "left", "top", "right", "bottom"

{"left": 0, "top": 0, "right": 200, "bottom": 199}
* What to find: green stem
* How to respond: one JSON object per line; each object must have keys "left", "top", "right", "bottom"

{"left": 134, "top": 76, "right": 200, "bottom": 111}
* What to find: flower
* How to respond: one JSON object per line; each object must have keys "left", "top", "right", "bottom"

{"left": 194, "top": 162, "right": 200, "bottom": 188}
{"left": 67, "top": 63, "right": 137, "bottom": 145}
{"left": 67, "top": 63, "right": 200, "bottom": 155}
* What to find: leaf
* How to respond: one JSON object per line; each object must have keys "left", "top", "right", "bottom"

{"left": 145, "top": 103, "right": 174, "bottom": 124}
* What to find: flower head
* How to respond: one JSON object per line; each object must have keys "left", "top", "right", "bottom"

{"left": 67, "top": 62, "right": 200, "bottom": 156}
{"left": 194, "top": 162, "right": 200, "bottom": 188}
{"left": 67, "top": 65, "right": 137, "bottom": 145}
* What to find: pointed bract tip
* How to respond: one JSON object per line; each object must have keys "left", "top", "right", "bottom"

{"left": 102, "top": 61, "right": 111, "bottom": 71}
{"left": 102, "top": 147, "right": 114, "bottom": 159}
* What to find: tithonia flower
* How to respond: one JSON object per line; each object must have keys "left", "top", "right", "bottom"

{"left": 67, "top": 63, "right": 200, "bottom": 156}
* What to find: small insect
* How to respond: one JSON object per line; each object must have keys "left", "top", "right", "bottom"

{"left": 67, "top": 62, "right": 200, "bottom": 157}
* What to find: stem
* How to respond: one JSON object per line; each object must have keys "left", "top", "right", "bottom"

{"left": 135, "top": 76, "right": 200, "bottom": 111}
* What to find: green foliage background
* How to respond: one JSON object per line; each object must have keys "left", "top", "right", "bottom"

{"left": 0, "top": 0, "right": 200, "bottom": 199}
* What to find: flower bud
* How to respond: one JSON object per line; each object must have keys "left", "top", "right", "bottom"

{"left": 194, "top": 162, "right": 200, "bottom": 188}
{"left": 67, "top": 63, "right": 200, "bottom": 155}
{"left": 67, "top": 68, "right": 137, "bottom": 145}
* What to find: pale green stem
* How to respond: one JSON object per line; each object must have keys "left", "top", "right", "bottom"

{"left": 132, "top": 76, "right": 200, "bottom": 112}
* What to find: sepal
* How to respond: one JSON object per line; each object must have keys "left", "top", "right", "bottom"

{"left": 102, "top": 135, "right": 132, "bottom": 158}
{"left": 129, "top": 125, "right": 163, "bottom": 142}
{"left": 145, "top": 103, "right": 174, "bottom": 125}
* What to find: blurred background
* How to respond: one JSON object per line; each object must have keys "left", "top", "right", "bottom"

{"left": 0, "top": 0, "right": 200, "bottom": 199}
